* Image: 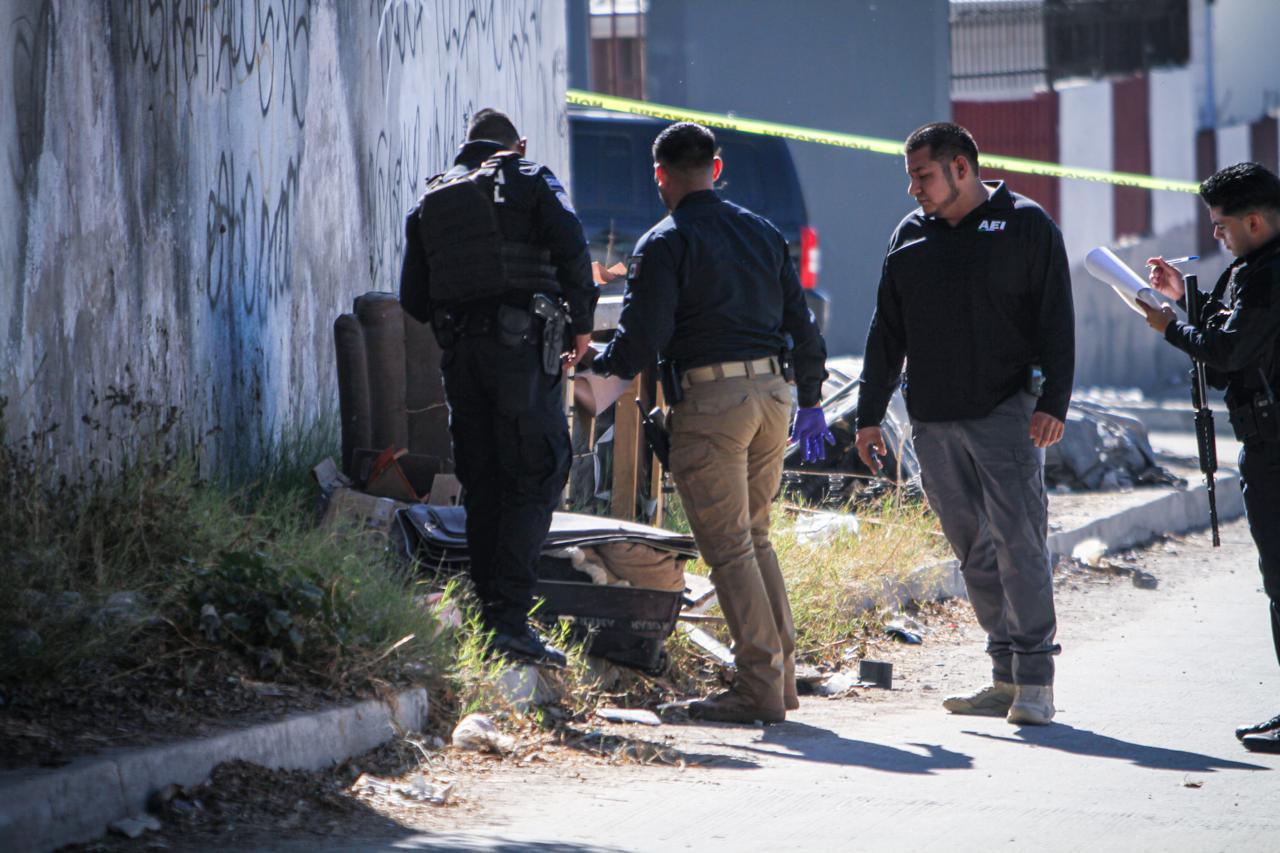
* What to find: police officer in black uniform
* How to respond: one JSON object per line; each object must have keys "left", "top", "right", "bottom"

{"left": 1142, "top": 162, "right": 1280, "bottom": 752}
{"left": 400, "top": 108, "right": 596, "bottom": 665}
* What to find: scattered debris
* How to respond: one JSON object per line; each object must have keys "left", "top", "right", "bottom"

{"left": 678, "top": 623, "right": 735, "bottom": 670}
{"left": 496, "top": 665, "right": 565, "bottom": 711}
{"left": 884, "top": 615, "right": 924, "bottom": 645}
{"left": 352, "top": 771, "right": 455, "bottom": 805}
{"left": 451, "top": 713, "right": 516, "bottom": 754}
{"left": 858, "top": 659, "right": 894, "bottom": 689}
{"left": 595, "top": 707, "right": 662, "bottom": 726}
{"left": 1046, "top": 402, "right": 1184, "bottom": 491}
{"left": 109, "top": 814, "right": 162, "bottom": 839}
{"left": 198, "top": 603, "right": 221, "bottom": 641}
{"left": 793, "top": 511, "right": 860, "bottom": 544}
{"left": 1066, "top": 540, "right": 1160, "bottom": 589}
{"left": 812, "top": 672, "right": 859, "bottom": 696}
{"left": 320, "top": 487, "right": 402, "bottom": 537}
{"left": 93, "top": 590, "right": 149, "bottom": 628}
{"left": 1072, "top": 538, "right": 1108, "bottom": 567}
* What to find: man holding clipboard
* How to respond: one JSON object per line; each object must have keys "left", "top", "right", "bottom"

{"left": 1140, "top": 162, "right": 1280, "bottom": 753}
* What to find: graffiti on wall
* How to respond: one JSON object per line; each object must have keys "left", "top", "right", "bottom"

{"left": 1, "top": 0, "right": 566, "bottom": 472}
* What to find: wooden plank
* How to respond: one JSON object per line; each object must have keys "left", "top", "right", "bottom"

{"left": 610, "top": 376, "right": 642, "bottom": 520}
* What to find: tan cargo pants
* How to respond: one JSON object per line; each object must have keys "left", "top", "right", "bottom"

{"left": 668, "top": 372, "right": 796, "bottom": 713}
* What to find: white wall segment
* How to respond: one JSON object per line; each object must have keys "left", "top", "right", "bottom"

{"left": 1058, "top": 80, "right": 1115, "bottom": 266}
{"left": 1216, "top": 123, "right": 1251, "bottom": 171}
{"left": 1149, "top": 68, "right": 1198, "bottom": 234}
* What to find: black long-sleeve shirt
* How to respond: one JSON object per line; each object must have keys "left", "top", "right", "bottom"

{"left": 593, "top": 190, "right": 828, "bottom": 407}
{"left": 857, "top": 181, "right": 1075, "bottom": 427}
{"left": 400, "top": 140, "right": 596, "bottom": 334}
{"left": 1164, "top": 234, "right": 1280, "bottom": 409}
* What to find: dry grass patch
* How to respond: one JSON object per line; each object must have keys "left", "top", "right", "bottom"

{"left": 685, "top": 493, "right": 949, "bottom": 666}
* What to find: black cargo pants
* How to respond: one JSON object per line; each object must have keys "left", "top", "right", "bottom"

{"left": 441, "top": 333, "right": 570, "bottom": 635}
{"left": 1239, "top": 441, "right": 1280, "bottom": 667}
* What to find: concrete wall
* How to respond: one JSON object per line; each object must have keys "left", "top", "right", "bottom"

{"left": 1149, "top": 67, "right": 1198, "bottom": 236}
{"left": 1057, "top": 79, "right": 1114, "bottom": 267}
{"left": 644, "top": 0, "right": 952, "bottom": 357}
{"left": 0, "top": 0, "right": 568, "bottom": 472}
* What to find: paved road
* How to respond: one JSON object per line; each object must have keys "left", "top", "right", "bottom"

{"left": 257, "top": 520, "right": 1277, "bottom": 852}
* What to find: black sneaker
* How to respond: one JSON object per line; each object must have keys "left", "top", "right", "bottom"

{"left": 489, "top": 625, "right": 567, "bottom": 668}
{"left": 1242, "top": 729, "right": 1280, "bottom": 753}
{"left": 1235, "top": 712, "right": 1280, "bottom": 741}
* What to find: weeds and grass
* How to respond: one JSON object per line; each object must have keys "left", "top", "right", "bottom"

{"left": 684, "top": 491, "right": 948, "bottom": 667}
{"left": 0, "top": 391, "right": 448, "bottom": 699}
{"left": 1, "top": 383, "right": 948, "bottom": 764}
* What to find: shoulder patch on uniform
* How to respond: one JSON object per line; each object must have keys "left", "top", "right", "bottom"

{"left": 543, "top": 174, "right": 576, "bottom": 213}
{"left": 627, "top": 254, "right": 643, "bottom": 280}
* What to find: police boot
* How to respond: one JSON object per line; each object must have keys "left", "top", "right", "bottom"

{"left": 689, "top": 687, "right": 784, "bottom": 725}
{"left": 489, "top": 625, "right": 567, "bottom": 668}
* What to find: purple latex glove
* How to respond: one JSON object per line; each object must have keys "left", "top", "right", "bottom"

{"left": 791, "top": 406, "right": 835, "bottom": 463}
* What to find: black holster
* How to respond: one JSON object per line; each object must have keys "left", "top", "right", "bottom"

{"left": 637, "top": 399, "right": 671, "bottom": 469}
{"left": 658, "top": 359, "right": 684, "bottom": 404}
{"left": 431, "top": 307, "right": 458, "bottom": 349}
{"left": 529, "top": 294, "right": 567, "bottom": 376}
{"left": 779, "top": 349, "right": 796, "bottom": 383}
{"left": 1229, "top": 393, "right": 1280, "bottom": 443}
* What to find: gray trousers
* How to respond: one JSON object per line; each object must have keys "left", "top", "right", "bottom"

{"left": 912, "top": 391, "right": 1060, "bottom": 685}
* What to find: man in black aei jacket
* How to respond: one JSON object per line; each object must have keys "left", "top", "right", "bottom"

{"left": 856, "top": 122, "right": 1074, "bottom": 726}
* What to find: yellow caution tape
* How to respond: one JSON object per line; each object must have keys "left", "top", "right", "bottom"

{"left": 567, "top": 89, "right": 1201, "bottom": 194}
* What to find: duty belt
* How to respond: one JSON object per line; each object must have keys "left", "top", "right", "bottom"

{"left": 680, "top": 357, "right": 781, "bottom": 388}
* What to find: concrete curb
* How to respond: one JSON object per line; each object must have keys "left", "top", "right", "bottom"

{"left": 0, "top": 688, "right": 428, "bottom": 853}
{"left": 1047, "top": 472, "right": 1243, "bottom": 558}
{"left": 874, "top": 473, "right": 1245, "bottom": 609}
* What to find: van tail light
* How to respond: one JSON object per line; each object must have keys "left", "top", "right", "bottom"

{"left": 800, "top": 225, "right": 820, "bottom": 289}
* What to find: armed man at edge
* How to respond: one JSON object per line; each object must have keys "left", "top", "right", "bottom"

{"left": 1140, "top": 162, "right": 1280, "bottom": 753}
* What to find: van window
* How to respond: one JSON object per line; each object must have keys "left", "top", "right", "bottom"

{"left": 715, "top": 140, "right": 767, "bottom": 214}
{"left": 716, "top": 137, "right": 802, "bottom": 230}
{"left": 571, "top": 131, "right": 640, "bottom": 216}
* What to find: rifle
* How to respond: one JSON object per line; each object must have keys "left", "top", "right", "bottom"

{"left": 1183, "top": 273, "right": 1221, "bottom": 547}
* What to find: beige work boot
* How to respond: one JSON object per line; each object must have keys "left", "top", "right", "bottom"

{"left": 688, "top": 688, "right": 785, "bottom": 724}
{"left": 1007, "top": 684, "right": 1055, "bottom": 725}
{"left": 942, "top": 680, "right": 1016, "bottom": 716}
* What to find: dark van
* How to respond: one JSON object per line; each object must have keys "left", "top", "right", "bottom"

{"left": 569, "top": 109, "right": 829, "bottom": 332}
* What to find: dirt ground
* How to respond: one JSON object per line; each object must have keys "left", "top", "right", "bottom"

{"left": 0, "top": 621, "right": 426, "bottom": 772}
{"left": 59, "top": 532, "right": 1181, "bottom": 853}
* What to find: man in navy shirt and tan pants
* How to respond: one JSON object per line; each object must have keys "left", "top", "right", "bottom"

{"left": 856, "top": 123, "right": 1074, "bottom": 725}
{"left": 593, "top": 122, "right": 830, "bottom": 724}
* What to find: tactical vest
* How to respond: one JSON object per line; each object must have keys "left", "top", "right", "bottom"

{"left": 417, "top": 153, "right": 559, "bottom": 304}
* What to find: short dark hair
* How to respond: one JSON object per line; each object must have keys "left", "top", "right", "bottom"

{"left": 653, "top": 122, "right": 717, "bottom": 172}
{"left": 905, "top": 122, "right": 980, "bottom": 171}
{"left": 467, "top": 108, "right": 520, "bottom": 147}
{"left": 1199, "top": 162, "right": 1280, "bottom": 217}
